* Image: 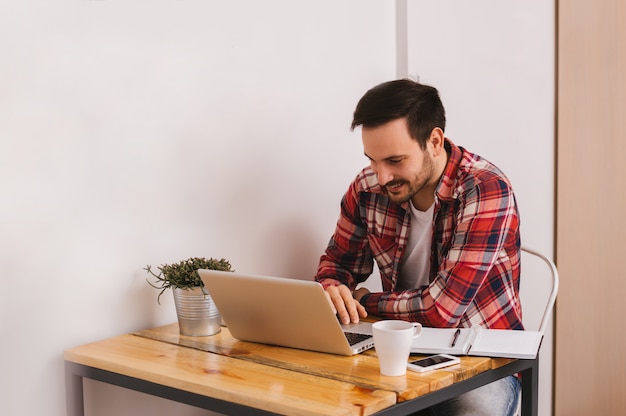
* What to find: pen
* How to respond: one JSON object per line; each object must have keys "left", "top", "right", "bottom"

{"left": 450, "top": 328, "right": 461, "bottom": 347}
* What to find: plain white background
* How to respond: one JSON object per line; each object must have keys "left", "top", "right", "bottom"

{"left": 0, "top": 1, "right": 554, "bottom": 415}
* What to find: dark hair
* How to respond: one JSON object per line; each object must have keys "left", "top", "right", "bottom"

{"left": 351, "top": 79, "right": 446, "bottom": 149}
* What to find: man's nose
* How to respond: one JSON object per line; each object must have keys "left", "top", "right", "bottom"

{"left": 376, "top": 165, "right": 393, "bottom": 186}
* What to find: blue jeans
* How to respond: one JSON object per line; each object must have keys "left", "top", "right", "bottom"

{"left": 415, "top": 375, "right": 521, "bottom": 416}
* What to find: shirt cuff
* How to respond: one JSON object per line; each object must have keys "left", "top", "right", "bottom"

{"left": 359, "top": 293, "right": 371, "bottom": 306}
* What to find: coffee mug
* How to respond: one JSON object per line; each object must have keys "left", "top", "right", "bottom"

{"left": 372, "top": 320, "right": 422, "bottom": 376}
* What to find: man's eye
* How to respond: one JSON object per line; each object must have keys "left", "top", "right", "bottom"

{"left": 388, "top": 159, "right": 402, "bottom": 164}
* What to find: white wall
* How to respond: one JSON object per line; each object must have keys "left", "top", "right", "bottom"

{"left": 0, "top": 1, "right": 394, "bottom": 415}
{"left": 0, "top": 1, "right": 554, "bottom": 415}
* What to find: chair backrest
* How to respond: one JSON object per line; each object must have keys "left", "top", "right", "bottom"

{"left": 519, "top": 246, "right": 559, "bottom": 333}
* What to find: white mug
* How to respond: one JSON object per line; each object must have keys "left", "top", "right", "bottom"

{"left": 372, "top": 320, "right": 422, "bottom": 376}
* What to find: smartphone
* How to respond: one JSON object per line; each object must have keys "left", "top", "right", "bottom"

{"left": 406, "top": 354, "right": 461, "bottom": 373}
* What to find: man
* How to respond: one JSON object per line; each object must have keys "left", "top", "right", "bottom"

{"left": 315, "top": 79, "right": 522, "bottom": 416}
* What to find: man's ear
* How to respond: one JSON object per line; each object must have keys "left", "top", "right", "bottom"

{"left": 429, "top": 127, "right": 445, "bottom": 156}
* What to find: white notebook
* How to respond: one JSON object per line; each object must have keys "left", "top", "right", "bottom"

{"left": 411, "top": 326, "right": 543, "bottom": 359}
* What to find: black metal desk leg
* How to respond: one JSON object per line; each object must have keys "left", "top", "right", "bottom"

{"left": 65, "top": 362, "right": 85, "bottom": 416}
{"left": 520, "top": 358, "right": 539, "bottom": 416}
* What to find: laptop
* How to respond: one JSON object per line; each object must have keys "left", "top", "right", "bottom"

{"left": 198, "top": 269, "right": 374, "bottom": 356}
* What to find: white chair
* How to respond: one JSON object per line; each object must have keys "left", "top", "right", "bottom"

{"left": 519, "top": 246, "right": 559, "bottom": 334}
{"left": 513, "top": 246, "right": 559, "bottom": 416}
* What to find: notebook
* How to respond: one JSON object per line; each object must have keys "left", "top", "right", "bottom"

{"left": 198, "top": 269, "right": 375, "bottom": 356}
{"left": 410, "top": 326, "right": 544, "bottom": 359}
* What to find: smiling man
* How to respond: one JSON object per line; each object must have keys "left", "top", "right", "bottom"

{"left": 315, "top": 79, "right": 523, "bottom": 416}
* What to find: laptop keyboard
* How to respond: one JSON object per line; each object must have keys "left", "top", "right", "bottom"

{"left": 344, "top": 331, "right": 371, "bottom": 346}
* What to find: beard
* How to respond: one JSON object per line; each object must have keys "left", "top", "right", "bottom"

{"left": 383, "top": 152, "right": 434, "bottom": 204}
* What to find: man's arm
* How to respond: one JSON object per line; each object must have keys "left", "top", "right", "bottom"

{"left": 315, "top": 175, "right": 378, "bottom": 323}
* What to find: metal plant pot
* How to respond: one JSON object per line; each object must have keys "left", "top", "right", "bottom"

{"left": 172, "top": 286, "right": 221, "bottom": 336}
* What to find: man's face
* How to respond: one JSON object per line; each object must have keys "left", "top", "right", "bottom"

{"left": 362, "top": 118, "right": 435, "bottom": 205}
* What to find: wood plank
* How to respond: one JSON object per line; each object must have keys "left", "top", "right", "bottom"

{"left": 134, "top": 323, "right": 492, "bottom": 402}
{"left": 65, "top": 333, "right": 395, "bottom": 416}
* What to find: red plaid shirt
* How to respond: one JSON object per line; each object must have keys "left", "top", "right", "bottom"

{"left": 315, "top": 138, "right": 523, "bottom": 330}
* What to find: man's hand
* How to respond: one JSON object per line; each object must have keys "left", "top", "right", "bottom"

{"left": 323, "top": 285, "right": 368, "bottom": 324}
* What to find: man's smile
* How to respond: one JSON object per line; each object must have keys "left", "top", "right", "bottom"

{"left": 384, "top": 181, "right": 405, "bottom": 193}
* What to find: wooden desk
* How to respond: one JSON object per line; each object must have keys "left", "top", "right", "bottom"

{"left": 64, "top": 323, "right": 538, "bottom": 416}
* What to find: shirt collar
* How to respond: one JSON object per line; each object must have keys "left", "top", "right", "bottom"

{"left": 435, "top": 138, "right": 462, "bottom": 202}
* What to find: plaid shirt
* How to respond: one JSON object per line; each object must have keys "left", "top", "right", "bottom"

{"left": 315, "top": 138, "right": 523, "bottom": 330}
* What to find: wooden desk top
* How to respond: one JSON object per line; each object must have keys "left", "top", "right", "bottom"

{"left": 64, "top": 323, "right": 506, "bottom": 416}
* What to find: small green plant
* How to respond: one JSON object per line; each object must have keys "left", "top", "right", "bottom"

{"left": 145, "top": 257, "right": 233, "bottom": 304}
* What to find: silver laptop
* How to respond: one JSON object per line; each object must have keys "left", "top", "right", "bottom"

{"left": 198, "top": 269, "right": 374, "bottom": 356}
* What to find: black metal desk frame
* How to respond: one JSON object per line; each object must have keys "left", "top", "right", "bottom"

{"left": 65, "top": 356, "right": 538, "bottom": 416}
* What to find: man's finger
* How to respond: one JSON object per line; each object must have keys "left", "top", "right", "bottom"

{"left": 338, "top": 286, "right": 362, "bottom": 324}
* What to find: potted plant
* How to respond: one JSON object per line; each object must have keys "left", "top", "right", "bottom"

{"left": 145, "top": 257, "right": 234, "bottom": 336}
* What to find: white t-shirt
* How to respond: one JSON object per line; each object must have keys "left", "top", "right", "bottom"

{"left": 396, "top": 201, "right": 434, "bottom": 291}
